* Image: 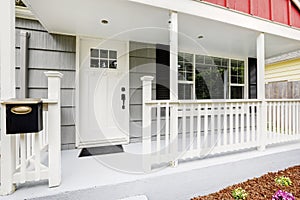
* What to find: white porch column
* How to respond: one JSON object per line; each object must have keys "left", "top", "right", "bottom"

{"left": 257, "top": 33, "right": 267, "bottom": 151}
{"left": 141, "top": 76, "right": 154, "bottom": 173}
{"left": 169, "top": 11, "right": 178, "bottom": 101}
{"left": 0, "top": 0, "right": 16, "bottom": 195}
{"left": 45, "top": 71, "right": 63, "bottom": 187}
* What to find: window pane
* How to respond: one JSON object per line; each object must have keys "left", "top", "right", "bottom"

{"left": 100, "top": 59, "right": 108, "bottom": 68}
{"left": 100, "top": 49, "right": 108, "bottom": 58}
{"left": 178, "top": 52, "right": 184, "bottom": 62}
{"left": 178, "top": 71, "right": 185, "bottom": 81}
{"left": 230, "top": 59, "right": 244, "bottom": 85}
{"left": 231, "top": 86, "right": 244, "bottom": 99}
{"left": 231, "top": 76, "right": 238, "bottom": 84}
{"left": 213, "top": 57, "right": 221, "bottom": 66}
{"left": 185, "top": 62, "right": 193, "bottom": 72}
{"left": 205, "top": 56, "right": 213, "bottom": 65}
{"left": 90, "top": 59, "right": 99, "bottom": 68}
{"left": 91, "top": 49, "right": 99, "bottom": 58}
{"left": 186, "top": 72, "right": 193, "bottom": 81}
{"left": 178, "top": 83, "right": 192, "bottom": 100}
{"left": 222, "top": 58, "right": 229, "bottom": 67}
{"left": 178, "top": 62, "right": 184, "bottom": 71}
{"left": 109, "top": 50, "right": 117, "bottom": 59}
{"left": 184, "top": 53, "right": 193, "bottom": 63}
{"left": 195, "top": 55, "right": 204, "bottom": 64}
{"left": 109, "top": 60, "right": 117, "bottom": 69}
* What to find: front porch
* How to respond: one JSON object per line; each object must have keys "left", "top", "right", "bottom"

{"left": 2, "top": 0, "right": 300, "bottom": 198}
{"left": 1, "top": 141, "right": 300, "bottom": 200}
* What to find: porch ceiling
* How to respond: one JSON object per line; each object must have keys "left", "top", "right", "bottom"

{"left": 23, "top": 0, "right": 300, "bottom": 58}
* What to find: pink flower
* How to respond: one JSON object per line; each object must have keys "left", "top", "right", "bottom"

{"left": 272, "top": 190, "right": 295, "bottom": 200}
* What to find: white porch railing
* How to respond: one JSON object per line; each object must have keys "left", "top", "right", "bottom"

{"left": 266, "top": 99, "right": 300, "bottom": 144}
{"left": 0, "top": 71, "right": 63, "bottom": 195}
{"left": 141, "top": 76, "right": 300, "bottom": 172}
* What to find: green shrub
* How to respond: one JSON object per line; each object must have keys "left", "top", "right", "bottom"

{"left": 275, "top": 176, "right": 292, "bottom": 186}
{"left": 232, "top": 187, "right": 248, "bottom": 200}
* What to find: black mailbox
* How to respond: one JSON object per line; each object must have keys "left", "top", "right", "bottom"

{"left": 5, "top": 99, "right": 43, "bottom": 134}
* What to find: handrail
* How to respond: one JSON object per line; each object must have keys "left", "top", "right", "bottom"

{"left": 145, "top": 99, "right": 262, "bottom": 105}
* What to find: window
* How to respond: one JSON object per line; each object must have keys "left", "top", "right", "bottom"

{"left": 195, "top": 55, "right": 229, "bottom": 99}
{"left": 177, "top": 52, "right": 245, "bottom": 100}
{"left": 230, "top": 59, "right": 245, "bottom": 99}
{"left": 90, "top": 48, "right": 117, "bottom": 69}
{"left": 178, "top": 52, "right": 194, "bottom": 99}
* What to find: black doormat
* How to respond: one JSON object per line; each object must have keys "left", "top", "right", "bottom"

{"left": 78, "top": 145, "right": 124, "bottom": 157}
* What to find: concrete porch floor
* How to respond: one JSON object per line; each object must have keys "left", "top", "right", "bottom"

{"left": 2, "top": 142, "right": 300, "bottom": 200}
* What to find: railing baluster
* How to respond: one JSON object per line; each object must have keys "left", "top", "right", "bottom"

{"left": 268, "top": 102, "right": 272, "bottom": 141}
{"left": 223, "top": 103, "right": 228, "bottom": 146}
{"left": 246, "top": 102, "right": 250, "bottom": 142}
{"left": 211, "top": 104, "right": 215, "bottom": 147}
{"left": 197, "top": 104, "right": 201, "bottom": 152}
{"left": 229, "top": 103, "right": 233, "bottom": 144}
{"left": 16, "top": 135, "right": 20, "bottom": 167}
{"left": 197, "top": 104, "right": 201, "bottom": 151}
{"left": 235, "top": 103, "right": 239, "bottom": 144}
{"left": 272, "top": 102, "right": 276, "bottom": 135}
{"left": 34, "top": 132, "right": 41, "bottom": 181}
{"left": 251, "top": 103, "right": 255, "bottom": 142}
{"left": 241, "top": 103, "right": 245, "bottom": 144}
{"left": 296, "top": 102, "right": 300, "bottom": 135}
{"left": 190, "top": 105, "right": 194, "bottom": 150}
{"left": 285, "top": 102, "right": 288, "bottom": 137}
{"left": 281, "top": 102, "right": 284, "bottom": 136}
{"left": 165, "top": 103, "right": 170, "bottom": 153}
{"left": 294, "top": 102, "right": 297, "bottom": 136}
{"left": 288, "top": 102, "right": 292, "bottom": 136}
{"left": 26, "top": 134, "right": 30, "bottom": 159}
{"left": 182, "top": 105, "right": 186, "bottom": 151}
{"left": 204, "top": 104, "right": 208, "bottom": 148}
{"left": 20, "top": 134, "right": 26, "bottom": 183}
{"left": 276, "top": 102, "right": 280, "bottom": 142}
{"left": 217, "top": 103, "right": 221, "bottom": 147}
{"left": 156, "top": 103, "right": 161, "bottom": 154}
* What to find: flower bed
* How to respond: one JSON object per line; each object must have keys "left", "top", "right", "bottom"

{"left": 192, "top": 165, "right": 300, "bottom": 200}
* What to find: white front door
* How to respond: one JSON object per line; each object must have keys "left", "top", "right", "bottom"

{"left": 77, "top": 37, "right": 129, "bottom": 148}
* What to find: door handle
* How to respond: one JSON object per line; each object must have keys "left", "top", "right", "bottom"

{"left": 121, "top": 94, "right": 126, "bottom": 109}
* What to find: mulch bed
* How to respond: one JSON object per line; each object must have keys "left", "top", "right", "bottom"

{"left": 192, "top": 165, "right": 300, "bottom": 200}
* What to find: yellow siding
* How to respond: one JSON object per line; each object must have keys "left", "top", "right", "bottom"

{"left": 265, "top": 58, "right": 300, "bottom": 83}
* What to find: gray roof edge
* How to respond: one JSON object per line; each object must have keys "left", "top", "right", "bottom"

{"left": 266, "top": 50, "right": 300, "bottom": 65}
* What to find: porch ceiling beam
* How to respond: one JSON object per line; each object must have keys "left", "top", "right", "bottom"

{"left": 130, "top": 0, "right": 300, "bottom": 41}
{"left": 169, "top": 11, "right": 178, "bottom": 101}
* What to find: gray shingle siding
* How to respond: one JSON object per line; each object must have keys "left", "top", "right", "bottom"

{"left": 129, "top": 41, "right": 157, "bottom": 142}
{"left": 15, "top": 18, "right": 76, "bottom": 150}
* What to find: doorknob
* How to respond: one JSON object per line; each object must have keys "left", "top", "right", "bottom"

{"left": 121, "top": 87, "right": 126, "bottom": 109}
